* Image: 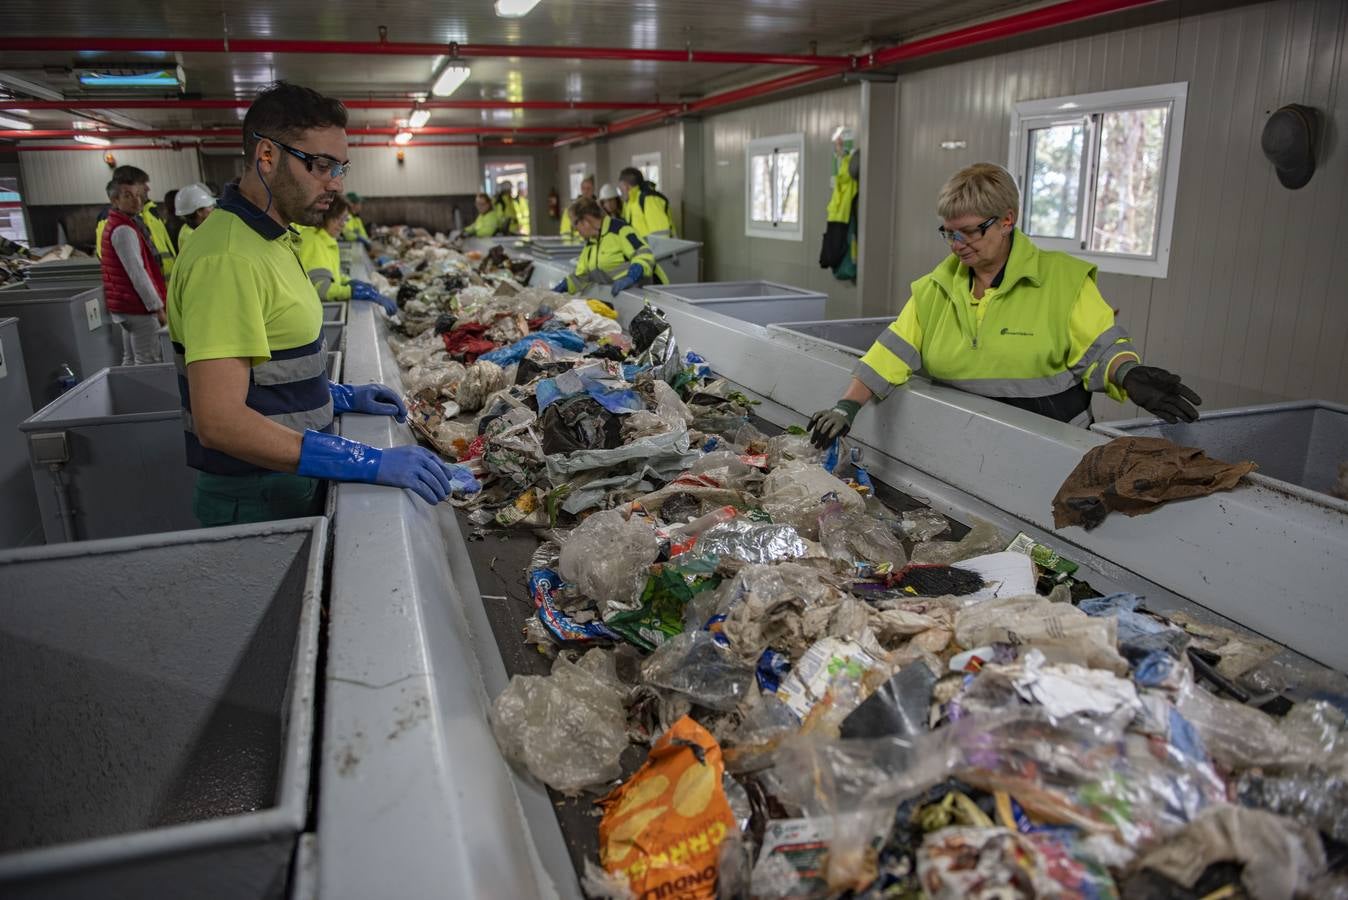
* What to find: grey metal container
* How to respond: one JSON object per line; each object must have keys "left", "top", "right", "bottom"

{"left": 322, "top": 302, "right": 347, "bottom": 323}
{"left": 0, "top": 318, "right": 41, "bottom": 548}
{"left": 14, "top": 258, "right": 103, "bottom": 289}
{"left": 1093, "top": 400, "right": 1348, "bottom": 507}
{"left": 322, "top": 321, "right": 344, "bottom": 354}
{"left": 512, "top": 236, "right": 583, "bottom": 260}
{"left": 0, "top": 516, "right": 327, "bottom": 900}
{"left": 326, "top": 350, "right": 342, "bottom": 383}
{"left": 20, "top": 364, "right": 196, "bottom": 543}
{"left": 650, "top": 280, "right": 827, "bottom": 326}
{"left": 0, "top": 284, "right": 123, "bottom": 410}
{"left": 647, "top": 236, "right": 702, "bottom": 284}
{"left": 768, "top": 316, "right": 892, "bottom": 357}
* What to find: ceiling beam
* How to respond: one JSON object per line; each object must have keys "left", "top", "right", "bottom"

{"left": 0, "top": 125, "right": 597, "bottom": 139}
{"left": 0, "top": 37, "right": 852, "bottom": 68}
{"left": 0, "top": 99, "right": 680, "bottom": 112}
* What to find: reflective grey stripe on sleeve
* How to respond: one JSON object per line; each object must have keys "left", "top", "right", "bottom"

{"left": 309, "top": 267, "right": 335, "bottom": 301}
{"left": 253, "top": 350, "right": 329, "bottom": 386}
{"left": 854, "top": 359, "right": 898, "bottom": 400}
{"left": 1069, "top": 324, "right": 1132, "bottom": 385}
{"left": 875, "top": 327, "right": 923, "bottom": 372}
{"left": 937, "top": 369, "right": 1080, "bottom": 399}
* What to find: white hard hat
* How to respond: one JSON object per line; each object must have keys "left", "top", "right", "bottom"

{"left": 598, "top": 183, "right": 620, "bottom": 201}
{"left": 831, "top": 126, "right": 855, "bottom": 143}
{"left": 175, "top": 183, "right": 216, "bottom": 217}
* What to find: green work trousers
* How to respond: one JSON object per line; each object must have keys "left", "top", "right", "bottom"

{"left": 193, "top": 471, "right": 326, "bottom": 527}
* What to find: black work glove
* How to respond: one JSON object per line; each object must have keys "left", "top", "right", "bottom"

{"left": 1119, "top": 363, "right": 1202, "bottom": 424}
{"left": 808, "top": 399, "right": 862, "bottom": 448}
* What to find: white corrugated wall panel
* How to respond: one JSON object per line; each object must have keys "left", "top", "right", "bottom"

{"left": 20, "top": 148, "right": 202, "bottom": 206}
{"left": 343, "top": 145, "right": 479, "bottom": 197}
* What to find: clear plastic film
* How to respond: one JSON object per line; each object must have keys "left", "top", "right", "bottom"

{"left": 559, "top": 509, "right": 660, "bottom": 618}
{"left": 640, "top": 630, "right": 756, "bottom": 712}
{"left": 760, "top": 464, "right": 864, "bottom": 541}
{"left": 818, "top": 501, "right": 907, "bottom": 570}
{"left": 910, "top": 518, "right": 1003, "bottom": 565}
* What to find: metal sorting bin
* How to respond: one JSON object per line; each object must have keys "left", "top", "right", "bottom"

{"left": 650, "top": 280, "right": 827, "bottom": 326}
{"left": 0, "top": 517, "right": 326, "bottom": 900}
{"left": 0, "top": 318, "right": 41, "bottom": 548}
{"left": 0, "top": 284, "right": 122, "bottom": 410}
{"left": 326, "top": 350, "right": 342, "bottom": 383}
{"left": 647, "top": 236, "right": 702, "bottom": 284}
{"left": 322, "top": 301, "right": 347, "bottom": 323}
{"left": 322, "top": 321, "right": 344, "bottom": 353}
{"left": 13, "top": 258, "right": 103, "bottom": 289}
{"left": 1093, "top": 400, "right": 1348, "bottom": 505}
{"left": 20, "top": 364, "right": 196, "bottom": 543}
{"left": 512, "top": 236, "right": 582, "bottom": 261}
{"left": 768, "top": 316, "right": 892, "bottom": 357}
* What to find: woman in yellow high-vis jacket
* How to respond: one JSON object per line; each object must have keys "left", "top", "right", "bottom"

{"left": 462, "top": 193, "right": 505, "bottom": 238}
{"left": 553, "top": 197, "right": 668, "bottom": 297}
{"left": 294, "top": 196, "right": 396, "bottom": 314}
{"left": 809, "top": 163, "right": 1202, "bottom": 447}
{"left": 559, "top": 174, "right": 596, "bottom": 240}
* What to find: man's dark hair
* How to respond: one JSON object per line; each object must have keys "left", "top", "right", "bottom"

{"left": 110, "top": 165, "right": 149, "bottom": 187}
{"left": 243, "top": 81, "right": 348, "bottom": 161}
{"left": 618, "top": 166, "right": 644, "bottom": 187}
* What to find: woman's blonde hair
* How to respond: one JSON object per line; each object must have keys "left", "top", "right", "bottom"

{"left": 937, "top": 163, "right": 1020, "bottom": 221}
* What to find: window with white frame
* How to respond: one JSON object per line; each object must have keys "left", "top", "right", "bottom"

{"left": 632, "top": 152, "right": 661, "bottom": 189}
{"left": 745, "top": 133, "right": 803, "bottom": 241}
{"left": 1008, "top": 83, "right": 1187, "bottom": 277}
{"left": 568, "top": 162, "right": 587, "bottom": 199}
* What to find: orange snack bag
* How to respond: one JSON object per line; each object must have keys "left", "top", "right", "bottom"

{"left": 598, "top": 716, "right": 737, "bottom": 899}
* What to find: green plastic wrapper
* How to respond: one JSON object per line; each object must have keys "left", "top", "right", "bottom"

{"left": 606, "top": 563, "right": 720, "bottom": 651}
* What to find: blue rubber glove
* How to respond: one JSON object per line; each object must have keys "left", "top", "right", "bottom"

{"left": 331, "top": 382, "right": 407, "bottom": 422}
{"left": 356, "top": 235, "right": 373, "bottom": 250}
{"left": 552, "top": 279, "right": 569, "bottom": 293}
{"left": 350, "top": 280, "right": 398, "bottom": 314}
{"left": 610, "top": 262, "right": 645, "bottom": 297}
{"left": 296, "top": 430, "right": 479, "bottom": 505}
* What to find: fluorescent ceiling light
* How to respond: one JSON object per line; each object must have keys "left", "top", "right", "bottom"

{"left": 494, "top": 0, "right": 542, "bottom": 18}
{"left": 394, "top": 131, "right": 413, "bottom": 145}
{"left": 430, "top": 55, "right": 445, "bottom": 75}
{"left": 431, "top": 64, "right": 471, "bottom": 97}
{"left": 0, "top": 114, "right": 33, "bottom": 130}
{"left": 74, "top": 134, "right": 111, "bottom": 146}
{"left": 77, "top": 67, "right": 185, "bottom": 90}
{"left": 408, "top": 108, "right": 431, "bottom": 129}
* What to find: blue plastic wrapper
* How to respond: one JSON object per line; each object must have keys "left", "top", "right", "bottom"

{"left": 530, "top": 568, "right": 619, "bottom": 644}
{"left": 756, "top": 648, "right": 791, "bottom": 693}
{"left": 536, "top": 367, "right": 644, "bottom": 416}
{"left": 478, "top": 330, "right": 586, "bottom": 366}
{"left": 1080, "top": 593, "right": 1188, "bottom": 657}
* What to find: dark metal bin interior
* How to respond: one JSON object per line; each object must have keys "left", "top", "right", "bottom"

{"left": 1093, "top": 401, "right": 1348, "bottom": 500}
{"left": 770, "top": 317, "right": 892, "bottom": 356}
{"left": 0, "top": 517, "right": 326, "bottom": 900}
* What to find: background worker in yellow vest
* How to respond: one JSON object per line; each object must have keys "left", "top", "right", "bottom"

{"left": 461, "top": 192, "right": 504, "bottom": 238}
{"left": 341, "top": 191, "right": 372, "bottom": 248}
{"left": 819, "top": 126, "right": 860, "bottom": 281}
{"left": 294, "top": 194, "right": 398, "bottom": 314}
{"left": 597, "top": 183, "right": 624, "bottom": 220}
{"left": 173, "top": 183, "right": 216, "bottom": 256}
{"left": 617, "top": 167, "right": 675, "bottom": 238}
{"left": 553, "top": 197, "right": 668, "bottom": 297}
{"left": 560, "top": 174, "right": 595, "bottom": 241}
{"left": 809, "top": 163, "right": 1202, "bottom": 447}
{"left": 493, "top": 182, "right": 520, "bottom": 235}
{"left": 94, "top": 165, "right": 176, "bottom": 275}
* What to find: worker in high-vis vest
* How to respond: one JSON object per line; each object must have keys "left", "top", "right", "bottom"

{"left": 809, "top": 163, "right": 1202, "bottom": 447}
{"left": 293, "top": 194, "right": 397, "bottom": 314}
{"left": 597, "top": 182, "right": 624, "bottom": 219}
{"left": 173, "top": 182, "right": 216, "bottom": 256}
{"left": 553, "top": 197, "right": 668, "bottom": 297}
{"left": 819, "top": 126, "right": 860, "bottom": 280}
{"left": 169, "top": 82, "right": 478, "bottom": 527}
{"left": 559, "top": 173, "right": 595, "bottom": 241}
{"left": 340, "top": 191, "right": 371, "bottom": 245}
{"left": 493, "top": 182, "right": 520, "bottom": 235}
{"left": 461, "top": 192, "right": 505, "bottom": 238}
{"left": 617, "top": 167, "right": 675, "bottom": 239}
{"left": 94, "top": 165, "right": 177, "bottom": 275}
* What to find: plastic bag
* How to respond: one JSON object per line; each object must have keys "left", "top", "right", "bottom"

{"left": 765, "top": 431, "right": 825, "bottom": 469}
{"left": 918, "top": 827, "right": 1119, "bottom": 900}
{"left": 899, "top": 508, "right": 950, "bottom": 542}
{"left": 954, "top": 595, "right": 1130, "bottom": 675}
{"left": 1237, "top": 767, "right": 1348, "bottom": 843}
{"left": 761, "top": 463, "right": 864, "bottom": 541}
{"left": 640, "top": 630, "right": 756, "bottom": 711}
{"left": 554, "top": 297, "right": 623, "bottom": 338}
{"left": 691, "top": 519, "right": 813, "bottom": 565}
{"left": 490, "top": 649, "right": 629, "bottom": 794}
{"left": 910, "top": 519, "right": 1003, "bottom": 565}
{"left": 598, "top": 717, "right": 736, "bottom": 899}
{"left": 629, "top": 303, "right": 671, "bottom": 353}
{"left": 559, "top": 509, "right": 660, "bottom": 617}
{"left": 606, "top": 564, "right": 721, "bottom": 652}
{"left": 457, "top": 359, "right": 508, "bottom": 413}
{"left": 715, "top": 562, "right": 849, "bottom": 661}
{"left": 540, "top": 395, "right": 624, "bottom": 455}
{"left": 818, "top": 502, "right": 907, "bottom": 570}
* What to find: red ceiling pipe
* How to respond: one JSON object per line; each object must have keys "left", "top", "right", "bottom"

{"left": 0, "top": 98, "right": 679, "bottom": 112}
{"left": 557, "top": 0, "right": 1161, "bottom": 147}
{"left": 2, "top": 125, "right": 597, "bottom": 139}
{"left": 0, "top": 36, "right": 851, "bottom": 68}
{"left": 13, "top": 139, "right": 556, "bottom": 151}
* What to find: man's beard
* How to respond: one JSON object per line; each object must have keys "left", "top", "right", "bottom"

{"left": 272, "top": 164, "right": 335, "bottom": 226}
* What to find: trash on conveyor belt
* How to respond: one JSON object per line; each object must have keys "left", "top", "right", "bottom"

{"left": 366, "top": 224, "right": 1348, "bottom": 900}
